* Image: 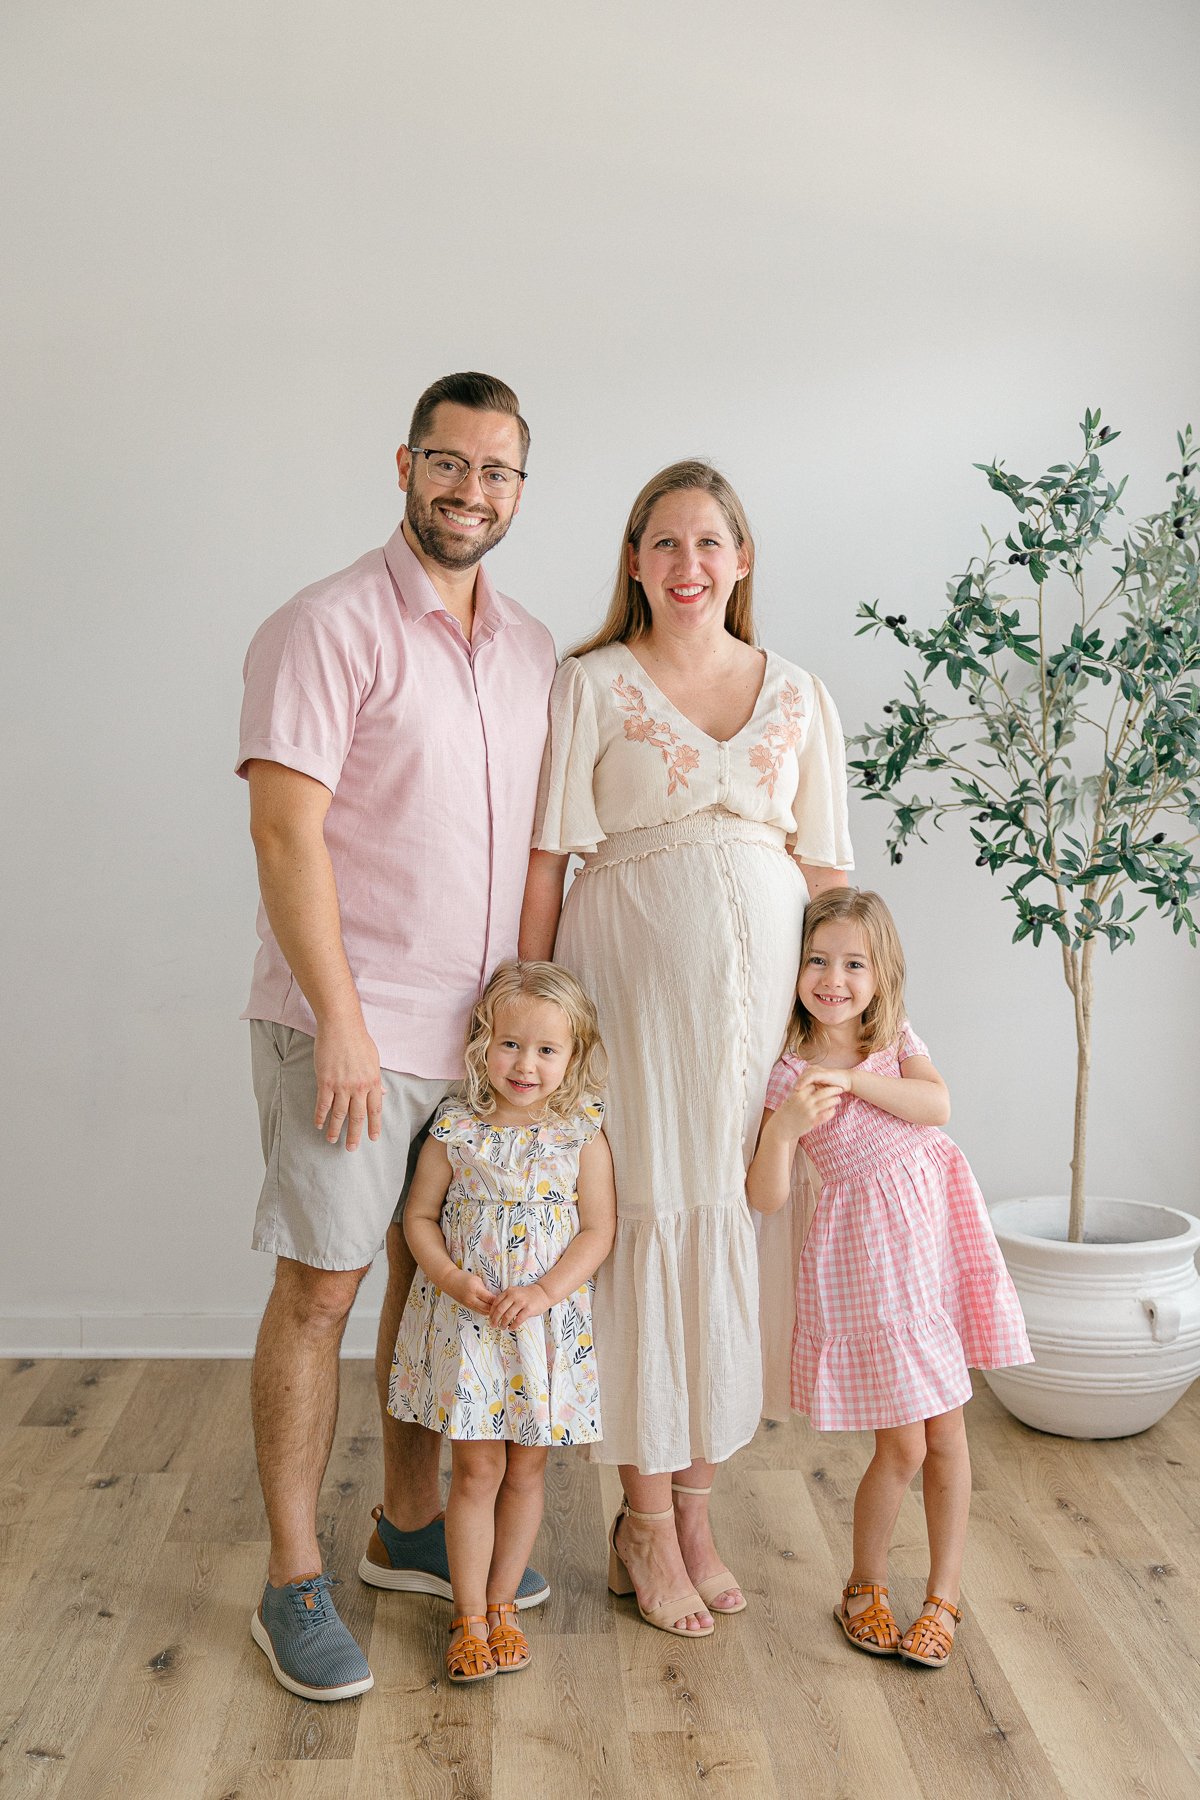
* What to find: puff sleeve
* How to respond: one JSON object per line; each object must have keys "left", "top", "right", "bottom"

{"left": 790, "top": 674, "right": 854, "bottom": 869}
{"left": 532, "top": 658, "right": 605, "bottom": 855}
{"left": 898, "top": 1022, "right": 931, "bottom": 1062}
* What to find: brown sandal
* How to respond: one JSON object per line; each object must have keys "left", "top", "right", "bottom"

{"left": 834, "top": 1582, "right": 900, "bottom": 1656}
{"left": 486, "top": 1600, "right": 531, "bottom": 1673}
{"left": 899, "top": 1596, "right": 961, "bottom": 1668}
{"left": 446, "top": 1614, "right": 496, "bottom": 1683}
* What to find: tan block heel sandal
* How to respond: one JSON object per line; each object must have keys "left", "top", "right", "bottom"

{"left": 608, "top": 1498, "right": 715, "bottom": 1638}
{"left": 671, "top": 1483, "right": 747, "bottom": 1613}
{"left": 834, "top": 1582, "right": 900, "bottom": 1655}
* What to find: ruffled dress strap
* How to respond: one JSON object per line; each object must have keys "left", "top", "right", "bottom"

{"left": 428, "top": 1095, "right": 478, "bottom": 1145}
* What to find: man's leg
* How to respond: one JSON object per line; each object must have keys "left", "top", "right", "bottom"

{"left": 252, "top": 1255, "right": 369, "bottom": 1586}
{"left": 375, "top": 1220, "right": 442, "bottom": 1530}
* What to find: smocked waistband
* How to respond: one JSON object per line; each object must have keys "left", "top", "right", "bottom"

{"left": 579, "top": 808, "right": 789, "bottom": 872}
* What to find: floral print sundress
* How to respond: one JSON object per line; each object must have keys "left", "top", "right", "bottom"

{"left": 388, "top": 1095, "right": 605, "bottom": 1446}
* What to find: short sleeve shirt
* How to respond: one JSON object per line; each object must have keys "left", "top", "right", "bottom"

{"left": 237, "top": 525, "right": 557, "bottom": 1077}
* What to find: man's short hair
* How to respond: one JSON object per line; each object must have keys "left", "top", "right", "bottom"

{"left": 408, "top": 372, "right": 530, "bottom": 469}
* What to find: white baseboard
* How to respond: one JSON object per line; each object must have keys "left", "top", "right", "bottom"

{"left": 0, "top": 1312, "right": 379, "bottom": 1359}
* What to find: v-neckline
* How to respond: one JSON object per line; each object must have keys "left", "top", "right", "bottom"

{"left": 618, "top": 643, "right": 772, "bottom": 747}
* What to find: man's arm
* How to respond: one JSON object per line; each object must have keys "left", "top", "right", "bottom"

{"left": 246, "top": 758, "right": 383, "bottom": 1151}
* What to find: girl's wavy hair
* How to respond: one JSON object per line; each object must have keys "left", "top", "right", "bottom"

{"left": 568, "top": 460, "right": 756, "bottom": 657}
{"left": 785, "top": 888, "right": 907, "bottom": 1060}
{"left": 463, "top": 960, "right": 608, "bottom": 1121}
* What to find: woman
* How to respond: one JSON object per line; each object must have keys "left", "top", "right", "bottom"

{"left": 520, "top": 462, "right": 852, "bottom": 1634}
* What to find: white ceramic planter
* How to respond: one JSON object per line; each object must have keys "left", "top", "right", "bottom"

{"left": 983, "top": 1196, "right": 1200, "bottom": 1439}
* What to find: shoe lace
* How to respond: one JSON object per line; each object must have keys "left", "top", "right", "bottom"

{"left": 289, "top": 1574, "right": 337, "bottom": 1630}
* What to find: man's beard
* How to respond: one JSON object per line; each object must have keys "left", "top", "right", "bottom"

{"left": 405, "top": 487, "right": 512, "bottom": 571}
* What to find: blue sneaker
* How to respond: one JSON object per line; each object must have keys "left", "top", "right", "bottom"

{"left": 251, "top": 1573, "right": 374, "bottom": 1701}
{"left": 359, "top": 1505, "right": 550, "bottom": 1608}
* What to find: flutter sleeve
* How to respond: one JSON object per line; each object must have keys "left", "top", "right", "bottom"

{"left": 898, "top": 1022, "right": 931, "bottom": 1062}
{"left": 428, "top": 1097, "right": 473, "bottom": 1143}
{"left": 576, "top": 1096, "right": 606, "bottom": 1142}
{"left": 532, "top": 658, "right": 604, "bottom": 855}
{"left": 790, "top": 674, "right": 854, "bottom": 869}
{"left": 764, "top": 1055, "right": 804, "bottom": 1110}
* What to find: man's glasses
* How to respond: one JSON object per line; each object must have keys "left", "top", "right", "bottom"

{"left": 409, "top": 448, "right": 527, "bottom": 497}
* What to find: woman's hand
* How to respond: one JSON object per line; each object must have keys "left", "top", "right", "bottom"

{"left": 489, "top": 1282, "right": 552, "bottom": 1328}
{"left": 772, "top": 1066, "right": 843, "bottom": 1138}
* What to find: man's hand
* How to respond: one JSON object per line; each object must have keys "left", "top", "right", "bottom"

{"left": 488, "top": 1282, "right": 552, "bottom": 1329}
{"left": 314, "top": 1016, "right": 385, "bottom": 1150}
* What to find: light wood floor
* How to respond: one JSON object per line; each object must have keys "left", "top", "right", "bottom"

{"left": 1, "top": 1358, "right": 1198, "bottom": 1799}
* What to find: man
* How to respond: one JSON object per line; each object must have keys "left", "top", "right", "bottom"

{"left": 237, "top": 372, "right": 557, "bottom": 1700}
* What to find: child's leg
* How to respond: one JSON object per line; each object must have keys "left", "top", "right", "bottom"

{"left": 486, "top": 1442, "right": 549, "bottom": 1606}
{"left": 918, "top": 1405, "right": 971, "bottom": 1609}
{"left": 445, "top": 1440, "right": 507, "bottom": 1642}
{"left": 846, "top": 1422, "right": 927, "bottom": 1623}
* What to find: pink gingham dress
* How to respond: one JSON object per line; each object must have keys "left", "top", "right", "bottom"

{"left": 765, "top": 1024, "right": 1032, "bottom": 1431}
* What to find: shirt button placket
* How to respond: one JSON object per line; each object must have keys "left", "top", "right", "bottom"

{"left": 717, "top": 741, "right": 731, "bottom": 805}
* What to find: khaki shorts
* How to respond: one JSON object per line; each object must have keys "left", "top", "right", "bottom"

{"left": 250, "top": 1020, "right": 453, "bottom": 1271}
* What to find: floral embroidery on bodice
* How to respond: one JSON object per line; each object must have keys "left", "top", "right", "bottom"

{"left": 748, "top": 683, "right": 805, "bottom": 797}
{"left": 611, "top": 674, "right": 701, "bottom": 796}
{"left": 532, "top": 643, "right": 855, "bottom": 869}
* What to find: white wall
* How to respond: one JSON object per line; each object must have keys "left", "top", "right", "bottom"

{"left": 3, "top": 0, "right": 1198, "bottom": 1353}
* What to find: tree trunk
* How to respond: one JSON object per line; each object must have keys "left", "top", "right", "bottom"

{"left": 1068, "top": 935, "right": 1096, "bottom": 1243}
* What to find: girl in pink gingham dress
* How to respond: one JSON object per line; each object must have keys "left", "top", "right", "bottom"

{"left": 747, "top": 888, "right": 1030, "bottom": 1670}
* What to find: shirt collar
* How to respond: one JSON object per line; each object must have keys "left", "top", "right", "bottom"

{"left": 384, "top": 521, "right": 512, "bottom": 641}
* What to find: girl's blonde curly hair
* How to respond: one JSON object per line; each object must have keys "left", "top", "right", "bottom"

{"left": 785, "top": 888, "right": 907, "bottom": 1060}
{"left": 463, "top": 960, "right": 608, "bottom": 1122}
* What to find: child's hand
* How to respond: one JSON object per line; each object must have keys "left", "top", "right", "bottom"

{"left": 488, "top": 1282, "right": 552, "bottom": 1329}
{"left": 805, "top": 1064, "right": 854, "bottom": 1095}
{"left": 774, "top": 1067, "right": 842, "bottom": 1138}
{"left": 447, "top": 1272, "right": 496, "bottom": 1315}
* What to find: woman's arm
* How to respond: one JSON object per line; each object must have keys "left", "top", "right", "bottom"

{"left": 488, "top": 1128, "right": 617, "bottom": 1327}
{"left": 745, "top": 1073, "right": 840, "bottom": 1215}
{"left": 403, "top": 1137, "right": 495, "bottom": 1314}
{"left": 797, "top": 862, "right": 850, "bottom": 898}
{"left": 815, "top": 1055, "right": 950, "bottom": 1126}
{"left": 518, "top": 850, "right": 570, "bottom": 961}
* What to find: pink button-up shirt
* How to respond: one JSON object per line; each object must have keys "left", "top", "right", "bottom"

{"left": 237, "top": 525, "right": 557, "bottom": 1077}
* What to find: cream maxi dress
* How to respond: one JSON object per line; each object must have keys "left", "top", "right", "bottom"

{"left": 534, "top": 642, "right": 853, "bottom": 1473}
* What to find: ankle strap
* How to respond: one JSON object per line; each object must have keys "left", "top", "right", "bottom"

{"left": 924, "top": 1595, "right": 962, "bottom": 1622}
{"left": 619, "top": 1495, "right": 675, "bottom": 1522}
{"left": 450, "top": 1614, "right": 489, "bottom": 1633}
{"left": 671, "top": 1483, "right": 712, "bottom": 1496}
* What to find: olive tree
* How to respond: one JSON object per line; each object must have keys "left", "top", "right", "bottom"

{"left": 850, "top": 414, "right": 1199, "bottom": 1241}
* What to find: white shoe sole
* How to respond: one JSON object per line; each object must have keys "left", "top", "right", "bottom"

{"left": 357, "top": 1555, "right": 550, "bottom": 1609}
{"left": 250, "top": 1609, "right": 374, "bottom": 1701}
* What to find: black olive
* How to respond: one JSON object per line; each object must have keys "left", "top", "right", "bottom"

{"left": 884, "top": 615, "right": 897, "bottom": 627}
{"left": 1008, "top": 553, "right": 1022, "bottom": 563}
{"left": 882, "top": 704, "right": 893, "bottom": 714}
{"left": 1184, "top": 465, "right": 1193, "bottom": 476}
{"left": 1153, "top": 832, "right": 1165, "bottom": 843}
{"left": 976, "top": 855, "right": 988, "bottom": 865}
{"left": 969, "top": 695, "right": 978, "bottom": 704}
{"left": 1099, "top": 426, "right": 1111, "bottom": 441}
{"left": 977, "top": 812, "right": 989, "bottom": 821}
{"left": 897, "top": 614, "right": 907, "bottom": 624}
{"left": 1176, "top": 526, "right": 1186, "bottom": 538}
{"left": 893, "top": 852, "right": 903, "bottom": 863}
{"left": 1163, "top": 625, "right": 1173, "bottom": 635}
{"left": 1019, "top": 553, "right": 1030, "bottom": 564}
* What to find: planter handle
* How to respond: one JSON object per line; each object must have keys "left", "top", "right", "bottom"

{"left": 1140, "top": 1294, "right": 1182, "bottom": 1345}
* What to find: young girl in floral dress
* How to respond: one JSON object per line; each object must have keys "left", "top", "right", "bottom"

{"left": 390, "top": 961, "right": 615, "bottom": 1684}
{"left": 746, "top": 890, "right": 1031, "bottom": 1669}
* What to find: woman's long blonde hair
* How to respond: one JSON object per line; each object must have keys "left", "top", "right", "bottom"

{"left": 786, "top": 889, "right": 907, "bottom": 1060}
{"left": 569, "top": 460, "right": 756, "bottom": 657}
{"left": 463, "top": 960, "right": 608, "bottom": 1121}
